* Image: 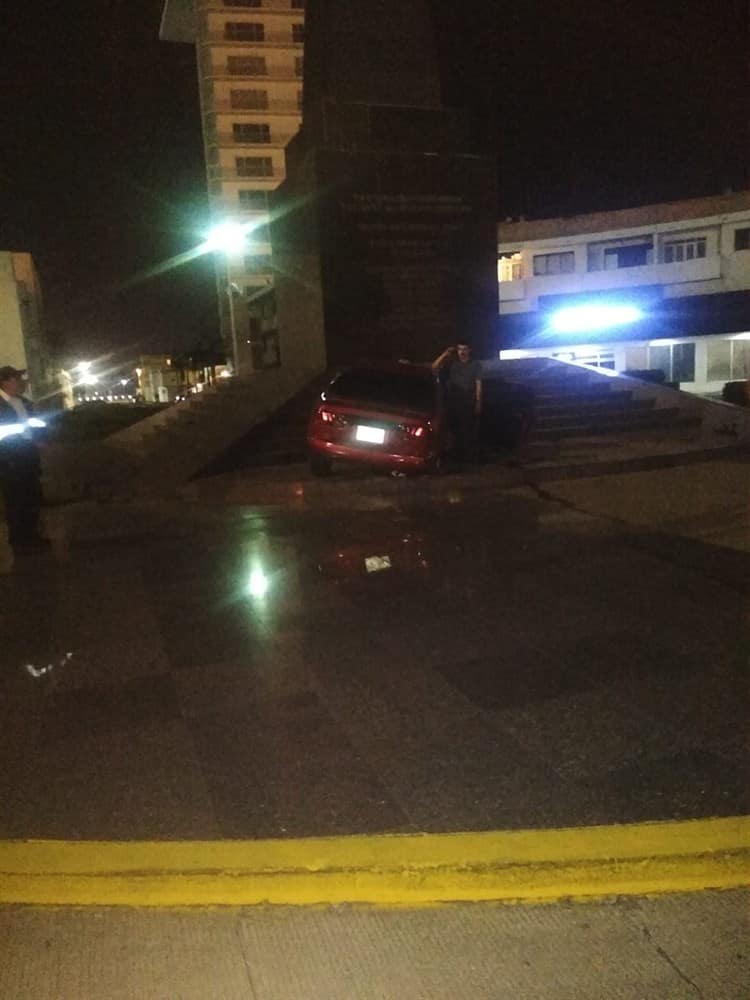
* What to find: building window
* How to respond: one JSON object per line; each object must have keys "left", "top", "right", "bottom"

{"left": 648, "top": 341, "right": 696, "bottom": 383}
{"left": 228, "top": 55, "right": 267, "bottom": 75}
{"left": 735, "top": 228, "right": 750, "bottom": 251}
{"left": 238, "top": 189, "right": 268, "bottom": 210}
{"left": 705, "top": 338, "right": 750, "bottom": 384}
{"left": 236, "top": 156, "right": 273, "bottom": 177}
{"left": 532, "top": 251, "right": 575, "bottom": 276}
{"left": 247, "top": 223, "right": 270, "bottom": 243}
{"left": 587, "top": 236, "right": 653, "bottom": 271}
{"left": 245, "top": 254, "right": 273, "bottom": 273}
{"left": 672, "top": 342, "right": 696, "bottom": 382}
{"left": 663, "top": 237, "right": 706, "bottom": 264}
{"left": 292, "top": 23, "right": 305, "bottom": 42}
{"left": 224, "top": 0, "right": 261, "bottom": 6}
{"left": 225, "top": 21, "right": 264, "bottom": 41}
{"left": 553, "top": 349, "right": 615, "bottom": 370}
{"left": 732, "top": 339, "right": 750, "bottom": 379}
{"left": 498, "top": 252, "right": 522, "bottom": 282}
{"left": 294, "top": 56, "right": 304, "bottom": 77}
{"left": 603, "top": 242, "right": 651, "bottom": 269}
{"left": 233, "top": 123, "right": 271, "bottom": 143}
{"left": 230, "top": 89, "right": 268, "bottom": 109}
{"left": 707, "top": 340, "right": 731, "bottom": 382}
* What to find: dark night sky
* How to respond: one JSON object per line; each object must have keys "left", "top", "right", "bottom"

{"left": 2, "top": 0, "right": 748, "bottom": 365}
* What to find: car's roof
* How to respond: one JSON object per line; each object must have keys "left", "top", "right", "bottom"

{"left": 330, "top": 362, "right": 434, "bottom": 380}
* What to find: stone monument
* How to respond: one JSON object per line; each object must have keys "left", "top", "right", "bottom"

{"left": 271, "top": 0, "right": 498, "bottom": 369}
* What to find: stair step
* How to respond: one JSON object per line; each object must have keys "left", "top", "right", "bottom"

{"left": 532, "top": 413, "right": 701, "bottom": 441}
{"left": 536, "top": 404, "right": 657, "bottom": 428}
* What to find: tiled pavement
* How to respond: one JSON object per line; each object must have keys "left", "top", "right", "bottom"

{"left": 0, "top": 463, "right": 748, "bottom": 841}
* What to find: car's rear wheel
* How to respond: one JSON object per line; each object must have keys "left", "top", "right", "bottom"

{"left": 309, "top": 452, "right": 333, "bottom": 477}
{"left": 426, "top": 452, "right": 445, "bottom": 475}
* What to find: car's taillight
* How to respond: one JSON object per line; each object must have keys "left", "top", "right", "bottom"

{"left": 318, "top": 408, "right": 336, "bottom": 423}
{"left": 399, "top": 422, "right": 429, "bottom": 438}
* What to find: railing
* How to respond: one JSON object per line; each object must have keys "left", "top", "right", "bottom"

{"left": 205, "top": 30, "right": 303, "bottom": 45}
{"left": 210, "top": 99, "right": 303, "bottom": 115}
{"left": 499, "top": 255, "right": 723, "bottom": 306}
{"left": 207, "top": 168, "right": 282, "bottom": 181}
{"left": 204, "top": 0, "right": 306, "bottom": 11}
{"left": 215, "top": 132, "right": 298, "bottom": 147}
{"left": 203, "top": 65, "right": 303, "bottom": 82}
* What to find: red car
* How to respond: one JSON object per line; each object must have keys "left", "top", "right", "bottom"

{"left": 307, "top": 364, "right": 445, "bottom": 475}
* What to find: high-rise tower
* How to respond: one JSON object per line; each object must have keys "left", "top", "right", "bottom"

{"left": 160, "top": 0, "right": 305, "bottom": 373}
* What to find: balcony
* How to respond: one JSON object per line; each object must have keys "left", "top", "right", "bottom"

{"left": 498, "top": 255, "right": 724, "bottom": 313}
{"left": 210, "top": 99, "right": 303, "bottom": 115}
{"left": 205, "top": 30, "right": 303, "bottom": 46}
{"left": 203, "top": 64, "right": 302, "bottom": 82}
{"left": 215, "top": 133, "right": 295, "bottom": 149}
{"left": 208, "top": 167, "right": 281, "bottom": 182}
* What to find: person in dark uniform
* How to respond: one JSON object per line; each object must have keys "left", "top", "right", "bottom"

{"left": 432, "top": 342, "right": 483, "bottom": 462}
{"left": 0, "top": 366, "right": 49, "bottom": 551}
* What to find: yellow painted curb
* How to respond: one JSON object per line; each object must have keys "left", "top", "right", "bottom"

{"left": 1, "top": 816, "right": 748, "bottom": 907}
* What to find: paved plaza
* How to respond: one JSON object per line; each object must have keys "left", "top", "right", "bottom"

{"left": 1, "top": 456, "right": 747, "bottom": 841}
{"left": 1, "top": 455, "right": 748, "bottom": 998}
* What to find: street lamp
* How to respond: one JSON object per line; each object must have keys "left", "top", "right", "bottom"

{"left": 205, "top": 221, "right": 252, "bottom": 375}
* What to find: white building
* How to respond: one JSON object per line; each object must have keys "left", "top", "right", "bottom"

{"left": 0, "top": 252, "right": 56, "bottom": 402}
{"left": 160, "top": 0, "right": 305, "bottom": 373}
{"left": 497, "top": 191, "right": 750, "bottom": 395}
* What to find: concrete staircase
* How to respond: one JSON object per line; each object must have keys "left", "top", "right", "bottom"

{"left": 41, "top": 356, "right": 750, "bottom": 502}
{"left": 197, "top": 376, "right": 327, "bottom": 477}
{"left": 489, "top": 356, "right": 749, "bottom": 465}
{"left": 42, "top": 366, "right": 322, "bottom": 501}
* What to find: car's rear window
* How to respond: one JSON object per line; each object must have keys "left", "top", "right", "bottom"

{"left": 329, "top": 369, "right": 435, "bottom": 411}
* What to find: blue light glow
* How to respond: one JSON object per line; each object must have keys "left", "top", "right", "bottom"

{"left": 550, "top": 304, "right": 643, "bottom": 334}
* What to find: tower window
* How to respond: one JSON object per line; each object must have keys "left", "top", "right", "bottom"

{"left": 233, "top": 123, "right": 271, "bottom": 143}
{"left": 236, "top": 156, "right": 274, "bottom": 177}
{"left": 230, "top": 89, "right": 268, "bottom": 109}
{"left": 225, "top": 21, "right": 265, "bottom": 41}
{"left": 228, "top": 55, "right": 267, "bottom": 75}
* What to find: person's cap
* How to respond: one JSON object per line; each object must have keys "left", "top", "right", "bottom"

{"left": 0, "top": 366, "right": 27, "bottom": 382}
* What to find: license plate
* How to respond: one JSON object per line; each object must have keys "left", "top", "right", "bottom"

{"left": 355, "top": 425, "right": 385, "bottom": 444}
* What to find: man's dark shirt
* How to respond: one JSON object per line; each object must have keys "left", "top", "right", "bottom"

{"left": 445, "top": 360, "right": 482, "bottom": 407}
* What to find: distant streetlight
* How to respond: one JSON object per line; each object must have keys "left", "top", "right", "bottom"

{"left": 204, "top": 221, "right": 250, "bottom": 255}
{"left": 204, "top": 221, "right": 252, "bottom": 375}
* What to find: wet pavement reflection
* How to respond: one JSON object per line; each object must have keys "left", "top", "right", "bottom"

{"left": 1, "top": 485, "right": 747, "bottom": 840}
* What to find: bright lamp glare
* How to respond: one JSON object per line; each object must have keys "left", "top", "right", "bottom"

{"left": 205, "top": 222, "right": 249, "bottom": 255}
{"left": 248, "top": 568, "right": 269, "bottom": 599}
{"left": 550, "top": 304, "right": 643, "bottom": 334}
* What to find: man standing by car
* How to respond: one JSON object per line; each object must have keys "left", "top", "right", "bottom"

{"left": 0, "top": 366, "right": 49, "bottom": 552}
{"left": 432, "top": 342, "right": 483, "bottom": 462}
